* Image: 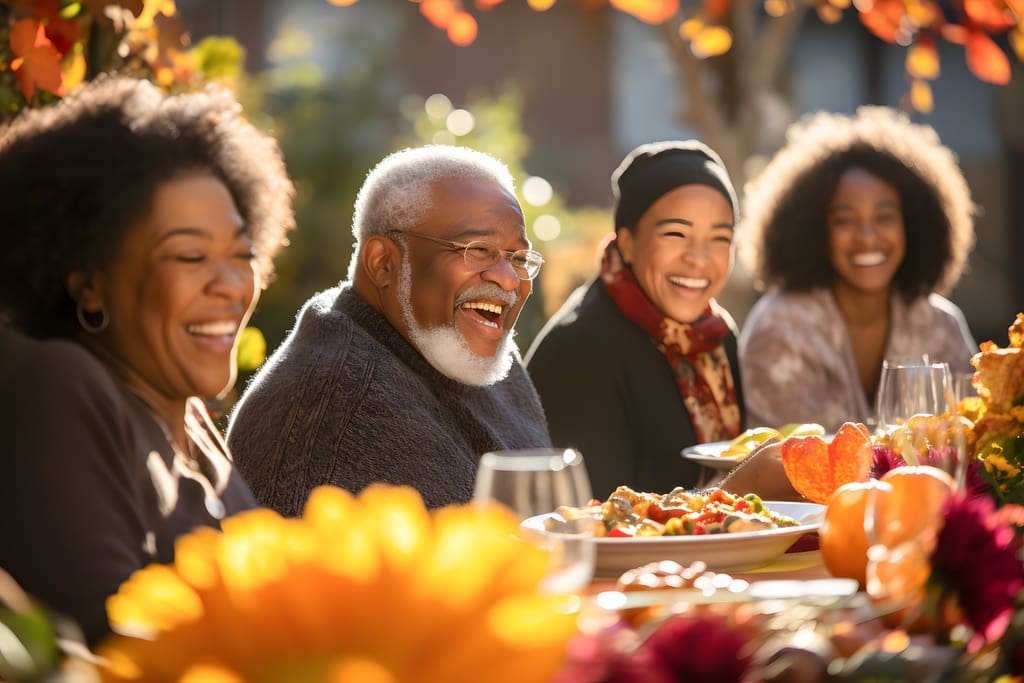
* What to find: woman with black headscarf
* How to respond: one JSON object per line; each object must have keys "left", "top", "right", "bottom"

{"left": 525, "top": 141, "right": 745, "bottom": 499}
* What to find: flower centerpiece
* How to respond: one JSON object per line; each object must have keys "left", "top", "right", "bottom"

{"left": 966, "top": 313, "right": 1024, "bottom": 505}
{"left": 96, "top": 485, "right": 578, "bottom": 682}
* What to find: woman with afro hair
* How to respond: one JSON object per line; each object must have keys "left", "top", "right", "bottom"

{"left": 0, "top": 76, "right": 295, "bottom": 644}
{"left": 737, "top": 106, "right": 976, "bottom": 432}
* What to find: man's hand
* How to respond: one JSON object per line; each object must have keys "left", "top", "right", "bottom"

{"left": 718, "top": 439, "right": 802, "bottom": 501}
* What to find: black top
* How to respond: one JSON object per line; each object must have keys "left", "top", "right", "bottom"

{"left": 0, "top": 328, "right": 256, "bottom": 645}
{"left": 525, "top": 279, "right": 745, "bottom": 499}
{"left": 227, "top": 285, "right": 552, "bottom": 515}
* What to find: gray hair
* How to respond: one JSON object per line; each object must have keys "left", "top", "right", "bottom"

{"left": 352, "top": 144, "right": 516, "bottom": 242}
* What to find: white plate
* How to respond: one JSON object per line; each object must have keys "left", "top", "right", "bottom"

{"left": 681, "top": 440, "right": 745, "bottom": 471}
{"left": 682, "top": 433, "right": 835, "bottom": 471}
{"left": 521, "top": 501, "right": 824, "bottom": 579}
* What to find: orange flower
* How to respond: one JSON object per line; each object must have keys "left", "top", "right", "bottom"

{"left": 97, "top": 485, "right": 577, "bottom": 682}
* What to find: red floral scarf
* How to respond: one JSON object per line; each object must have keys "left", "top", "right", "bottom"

{"left": 600, "top": 237, "right": 741, "bottom": 443}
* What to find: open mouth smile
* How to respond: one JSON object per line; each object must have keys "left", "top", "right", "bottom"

{"left": 186, "top": 320, "right": 241, "bottom": 350}
{"left": 668, "top": 275, "right": 711, "bottom": 291}
{"left": 459, "top": 301, "right": 506, "bottom": 329}
{"left": 851, "top": 252, "right": 887, "bottom": 267}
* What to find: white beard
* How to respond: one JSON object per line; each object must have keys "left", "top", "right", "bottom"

{"left": 398, "top": 254, "right": 517, "bottom": 386}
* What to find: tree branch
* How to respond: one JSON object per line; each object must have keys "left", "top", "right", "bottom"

{"left": 658, "top": 19, "right": 739, "bottom": 177}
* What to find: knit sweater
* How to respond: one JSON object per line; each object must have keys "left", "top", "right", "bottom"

{"left": 227, "top": 285, "right": 551, "bottom": 515}
{"left": 524, "top": 279, "right": 745, "bottom": 499}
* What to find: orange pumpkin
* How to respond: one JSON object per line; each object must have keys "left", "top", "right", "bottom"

{"left": 819, "top": 479, "right": 893, "bottom": 587}
{"left": 866, "top": 466, "right": 955, "bottom": 632}
{"left": 820, "top": 466, "right": 955, "bottom": 591}
{"left": 873, "top": 465, "right": 955, "bottom": 547}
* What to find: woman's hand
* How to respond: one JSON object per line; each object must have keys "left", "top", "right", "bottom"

{"left": 718, "top": 439, "right": 803, "bottom": 501}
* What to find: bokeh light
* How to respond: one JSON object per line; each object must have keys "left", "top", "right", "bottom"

{"left": 446, "top": 109, "right": 475, "bottom": 136}
{"left": 532, "top": 214, "right": 561, "bottom": 242}
{"left": 424, "top": 93, "right": 452, "bottom": 120}
{"left": 522, "top": 176, "right": 553, "bottom": 207}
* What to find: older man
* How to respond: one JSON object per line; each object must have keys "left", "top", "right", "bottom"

{"left": 227, "top": 146, "right": 551, "bottom": 514}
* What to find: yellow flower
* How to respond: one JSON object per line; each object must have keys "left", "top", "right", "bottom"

{"left": 97, "top": 485, "right": 576, "bottom": 683}
{"left": 983, "top": 452, "right": 1021, "bottom": 479}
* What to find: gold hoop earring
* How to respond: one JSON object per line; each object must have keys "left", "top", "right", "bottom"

{"left": 76, "top": 303, "right": 109, "bottom": 334}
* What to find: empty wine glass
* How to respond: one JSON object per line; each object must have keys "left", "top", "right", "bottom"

{"left": 953, "top": 370, "right": 978, "bottom": 404}
{"left": 874, "top": 360, "right": 968, "bottom": 487}
{"left": 874, "top": 361, "right": 953, "bottom": 433}
{"left": 474, "top": 448, "right": 597, "bottom": 594}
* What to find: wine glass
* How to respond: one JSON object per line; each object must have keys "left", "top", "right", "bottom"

{"left": 874, "top": 360, "right": 967, "bottom": 485}
{"left": 860, "top": 360, "right": 968, "bottom": 626}
{"left": 953, "top": 370, "right": 978, "bottom": 404}
{"left": 874, "top": 360, "right": 952, "bottom": 433}
{"left": 473, "top": 448, "right": 597, "bottom": 594}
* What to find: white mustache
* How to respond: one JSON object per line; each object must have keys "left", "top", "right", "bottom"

{"left": 455, "top": 284, "right": 519, "bottom": 309}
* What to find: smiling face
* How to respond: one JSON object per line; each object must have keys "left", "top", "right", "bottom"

{"left": 83, "top": 173, "right": 258, "bottom": 409}
{"left": 827, "top": 167, "right": 906, "bottom": 297}
{"left": 616, "top": 184, "right": 734, "bottom": 324}
{"left": 376, "top": 175, "right": 531, "bottom": 384}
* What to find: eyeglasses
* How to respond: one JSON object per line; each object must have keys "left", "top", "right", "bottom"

{"left": 396, "top": 230, "right": 544, "bottom": 281}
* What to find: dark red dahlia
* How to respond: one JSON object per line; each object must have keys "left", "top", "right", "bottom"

{"left": 637, "top": 611, "right": 754, "bottom": 683}
{"left": 552, "top": 627, "right": 663, "bottom": 683}
{"left": 869, "top": 446, "right": 905, "bottom": 479}
{"left": 930, "top": 492, "right": 1024, "bottom": 645}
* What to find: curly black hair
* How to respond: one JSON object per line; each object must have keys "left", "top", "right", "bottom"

{"left": 0, "top": 76, "right": 295, "bottom": 338}
{"left": 739, "top": 106, "right": 975, "bottom": 298}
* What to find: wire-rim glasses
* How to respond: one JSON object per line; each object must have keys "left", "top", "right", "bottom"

{"left": 396, "top": 230, "right": 544, "bottom": 281}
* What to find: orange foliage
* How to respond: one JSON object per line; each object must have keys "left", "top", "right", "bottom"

{"left": 965, "top": 29, "right": 1012, "bottom": 83}
{"left": 448, "top": 11, "right": 479, "bottom": 45}
{"left": 421, "top": 0, "right": 459, "bottom": 28}
{"left": 906, "top": 35, "right": 940, "bottom": 78}
{"left": 8, "top": 18, "right": 63, "bottom": 101}
{"left": 1, "top": 1, "right": 193, "bottom": 113}
{"left": 333, "top": 0, "right": 1022, "bottom": 113}
{"left": 964, "top": 0, "right": 1017, "bottom": 31}
{"left": 610, "top": 0, "right": 680, "bottom": 23}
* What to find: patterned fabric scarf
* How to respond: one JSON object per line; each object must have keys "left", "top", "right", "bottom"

{"left": 600, "top": 237, "right": 741, "bottom": 443}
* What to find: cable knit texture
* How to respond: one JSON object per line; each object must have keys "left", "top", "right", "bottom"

{"left": 227, "top": 284, "right": 551, "bottom": 515}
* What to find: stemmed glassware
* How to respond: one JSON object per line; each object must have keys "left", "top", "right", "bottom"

{"left": 864, "top": 359, "right": 968, "bottom": 622}
{"left": 874, "top": 360, "right": 953, "bottom": 435}
{"left": 473, "top": 448, "right": 597, "bottom": 594}
{"left": 873, "top": 359, "right": 967, "bottom": 484}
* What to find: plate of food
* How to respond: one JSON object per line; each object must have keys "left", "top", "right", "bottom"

{"left": 682, "top": 424, "right": 830, "bottom": 471}
{"left": 520, "top": 486, "right": 824, "bottom": 578}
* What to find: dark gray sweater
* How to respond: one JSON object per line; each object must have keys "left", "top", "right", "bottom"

{"left": 227, "top": 285, "right": 551, "bottom": 515}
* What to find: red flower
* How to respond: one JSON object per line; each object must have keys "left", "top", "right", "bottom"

{"left": 930, "top": 492, "right": 1024, "bottom": 646}
{"left": 552, "top": 625, "right": 655, "bottom": 683}
{"left": 638, "top": 611, "right": 754, "bottom": 683}
{"left": 869, "top": 445, "right": 905, "bottom": 479}
{"left": 869, "top": 446, "right": 991, "bottom": 500}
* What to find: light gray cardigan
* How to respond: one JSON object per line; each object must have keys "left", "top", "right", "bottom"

{"left": 739, "top": 288, "right": 976, "bottom": 431}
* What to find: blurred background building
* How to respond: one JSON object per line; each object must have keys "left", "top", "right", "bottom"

{"left": 179, "top": 0, "right": 1022, "bottom": 352}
